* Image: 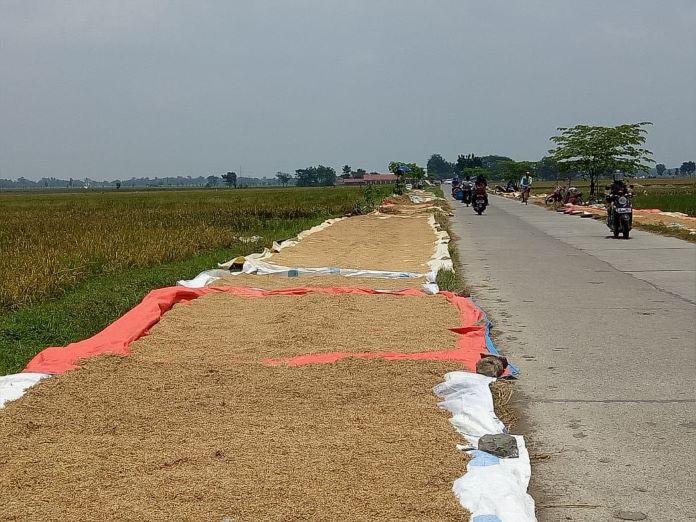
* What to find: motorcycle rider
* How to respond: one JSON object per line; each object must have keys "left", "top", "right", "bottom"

{"left": 461, "top": 175, "right": 474, "bottom": 204}
{"left": 474, "top": 174, "right": 488, "bottom": 206}
{"left": 605, "top": 172, "right": 632, "bottom": 228}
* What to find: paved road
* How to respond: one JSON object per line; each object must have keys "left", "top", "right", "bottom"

{"left": 446, "top": 193, "right": 696, "bottom": 521}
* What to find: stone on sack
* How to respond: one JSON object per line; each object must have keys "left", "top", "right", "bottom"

{"left": 476, "top": 353, "right": 508, "bottom": 377}
{"left": 478, "top": 433, "right": 519, "bottom": 458}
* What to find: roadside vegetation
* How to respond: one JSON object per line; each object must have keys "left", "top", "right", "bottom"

{"left": 0, "top": 186, "right": 390, "bottom": 374}
{"left": 431, "top": 199, "right": 471, "bottom": 296}
{"left": 0, "top": 187, "right": 388, "bottom": 312}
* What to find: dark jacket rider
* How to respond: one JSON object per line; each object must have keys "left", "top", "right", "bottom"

{"left": 606, "top": 179, "right": 629, "bottom": 203}
{"left": 475, "top": 175, "right": 489, "bottom": 205}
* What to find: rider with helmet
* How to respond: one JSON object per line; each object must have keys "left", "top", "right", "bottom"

{"left": 474, "top": 174, "right": 488, "bottom": 206}
{"left": 519, "top": 172, "right": 532, "bottom": 202}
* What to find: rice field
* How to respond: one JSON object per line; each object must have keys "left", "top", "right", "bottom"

{"left": 631, "top": 190, "right": 695, "bottom": 216}
{"left": 0, "top": 187, "right": 380, "bottom": 312}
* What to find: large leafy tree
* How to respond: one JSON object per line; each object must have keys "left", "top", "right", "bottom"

{"left": 388, "top": 161, "right": 425, "bottom": 180}
{"left": 221, "top": 171, "right": 237, "bottom": 187}
{"left": 426, "top": 154, "right": 455, "bottom": 179}
{"left": 680, "top": 161, "right": 695, "bottom": 176}
{"left": 276, "top": 172, "right": 292, "bottom": 187}
{"left": 535, "top": 157, "right": 561, "bottom": 181}
{"left": 480, "top": 155, "right": 513, "bottom": 170}
{"left": 548, "top": 123, "right": 654, "bottom": 199}
{"left": 341, "top": 165, "right": 352, "bottom": 179}
{"left": 294, "top": 165, "right": 336, "bottom": 187}
{"left": 389, "top": 161, "right": 424, "bottom": 194}
{"left": 497, "top": 160, "right": 538, "bottom": 181}
{"left": 456, "top": 153, "right": 483, "bottom": 173}
{"left": 655, "top": 163, "right": 666, "bottom": 176}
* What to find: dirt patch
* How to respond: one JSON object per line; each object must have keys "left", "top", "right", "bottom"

{"left": 0, "top": 358, "right": 469, "bottom": 521}
{"left": 131, "top": 292, "right": 461, "bottom": 363}
{"left": 631, "top": 211, "right": 696, "bottom": 231}
{"left": 210, "top": 273, "right": 427, "bottom": 290}
{"left": 267, "top": 214, "right": 436, "bottom": 273}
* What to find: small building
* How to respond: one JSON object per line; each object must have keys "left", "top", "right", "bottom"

{"left": 339, "top": 174, "right": 398, "bottom": 186}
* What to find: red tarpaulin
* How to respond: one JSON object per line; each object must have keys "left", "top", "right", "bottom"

{"left": 24, "top": 286, "right": 505, "bottom": 375}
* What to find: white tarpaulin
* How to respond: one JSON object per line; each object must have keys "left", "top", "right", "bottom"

{"left": 427, "top": 214, "right": 453, "bottom": 272}
{"left": 0, "top": 372, "right": 50, "bottom": 409}
{"left": 435, "top": 372, "right": 536, "bottom": 522}
{"left": 176, "top": 269, "right": 231, "bottom": 288}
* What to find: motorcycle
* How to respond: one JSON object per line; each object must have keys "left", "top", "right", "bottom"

{"left": 473, "top": 185, "right": 487, "bottom": 215}
{"left": 545, "top": 186, "right": 584, "bottom": 208}
{"left": 606, "top": 188, "right": 633, "bottom": 239}
{"left": 494, "top": 183, "right": 517, "bottom": 194}
{"left": 461, "top": 183, "right": 473, "bottom": 206}
{"left": 452, "top": 187, "right": 464, "bottom": 200}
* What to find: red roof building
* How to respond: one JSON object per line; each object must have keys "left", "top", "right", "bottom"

{"left": 340, "top": 174, "right": 397, "bottom": 185}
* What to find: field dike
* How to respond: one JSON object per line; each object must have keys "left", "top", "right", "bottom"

{"left": 0, "top": 191, "right": 535, "bottom": 521}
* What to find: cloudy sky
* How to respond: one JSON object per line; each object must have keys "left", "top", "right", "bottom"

{"left": 1, "top": 0, "right": 694, "bottom": 181}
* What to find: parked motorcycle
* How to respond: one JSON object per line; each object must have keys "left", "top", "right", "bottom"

{"left": 545, "top": 186, "right": 584, "bottom": 207}
{"left": 606, "top": 187, "right": 633, "bottom": 239}
{"left": 494, "top": 183, "right": 517, "bottom": 194}
{"left": 473, "top": 185, "right": 487, "bottom": 215}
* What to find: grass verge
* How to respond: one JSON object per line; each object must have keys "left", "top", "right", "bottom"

{"left": 432, "top": 207, "right": 471, "bottom": 295}
{"left": 633, "top": 222, "right": 696, "bottom": 243}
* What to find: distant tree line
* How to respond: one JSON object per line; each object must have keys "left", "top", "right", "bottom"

{"left": 426, "top": 153, "right": 546, "bottom": 181}
{"left": 0, "top": 174, "right": 285, "bottom": 190}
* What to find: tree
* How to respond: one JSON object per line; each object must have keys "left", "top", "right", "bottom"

{"left": 656, "top": 163, "right": 666, "bottom": 176}
{"left": 426, "top": 154, "right": 455, "bottom": 179}
{"left": 115, "top": 180, "right": 121, "bottom": 190}
{"left": 206, "top": 175, "right": 219, "bottom": 187}
{"left": 341, "top": 165, "right": 352, "bottom": 179}
{"left": 456, "top": 154, "right": 483, "bottom": 173}
{"left": 353, "top": 168, "right": 366, "bottom": 179}
{"left": 294, "top": 165, "right": 336, "bottom": 187}
{"left": 497, "top": 160, "right": 538, "bottom": 182}
{"left": 276, "top": 172, "right": 292, "bottom": 187}
{"left": 221, "top": 171, "right": 237, "bottom": 187}
{"left": 388, "top": 161, "right": 425, "bottom": 194}
{"left": 680, "top": 161, "right": 695, "bottom": 176}
{"left": 536, "top": 157, "right": 561, "bottom": 181}
{"left": 548, "top": 122, "right": 654, "bottom": 200}
{"left": 480, "top": 155, "right": 513, "bottom": 170}
{"left": 388, "top": 161, "right": 425, "bottom": 180}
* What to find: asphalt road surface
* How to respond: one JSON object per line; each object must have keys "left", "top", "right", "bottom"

{"left": 446, "top": 192, "right": 696, "bottom": 521}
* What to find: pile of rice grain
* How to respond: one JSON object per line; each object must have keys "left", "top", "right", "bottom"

{"left": 267, "top": 214, "right": 437, "bottom": 273}
{"left": 0, "top": 358, "right": 469, "bottom": 521}
{"left": 211, "top": 273, "right": 427, "bottom": 290}
{"left": 132, "top": 292, "right": 461, "bottom": 363}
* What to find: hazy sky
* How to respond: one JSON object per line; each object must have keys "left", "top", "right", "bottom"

{"left": 1, "top": 0, "right": 694, "bottom": 181}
